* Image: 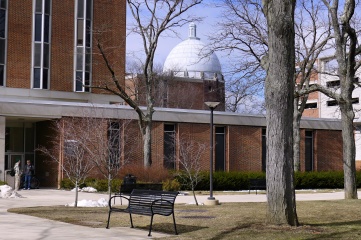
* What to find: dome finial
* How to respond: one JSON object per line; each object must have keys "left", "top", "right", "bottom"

{"left": 189, "top": 22, "right": 199, "bottom": 40}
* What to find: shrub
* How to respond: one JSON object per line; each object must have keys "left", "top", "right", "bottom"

{"left": 163, "top": 179, "right": 181, "bottom": 191}
{"left": 0, "top": 180, "right": 7, "bottom": 185}
{"left": 120, "top": 163, "right": 172, "bottom": 183}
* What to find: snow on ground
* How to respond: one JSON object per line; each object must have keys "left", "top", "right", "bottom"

{"left": 65, "top": 198, "right": 108, "bottom": 207}
{"left": 0, "top": 185, "right": 24, "bottom": 198}
{"left": 70, "top": 186, "right": 98, "bottom": 192}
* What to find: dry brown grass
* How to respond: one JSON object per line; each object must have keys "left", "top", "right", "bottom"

{"left": 8, "top": 200, "right": 361, "bottom": 239}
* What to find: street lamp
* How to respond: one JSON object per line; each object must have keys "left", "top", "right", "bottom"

{"left": 204, "top": 101, "right": 220, "bottom": 205}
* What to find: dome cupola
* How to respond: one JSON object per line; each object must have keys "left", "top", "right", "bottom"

{"left": 163, "top": 23, "right": 223, "bottom": 80}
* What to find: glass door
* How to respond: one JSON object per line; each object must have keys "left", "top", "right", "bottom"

{"left": 5, "top": 154, "right": 23, "bottom": 170}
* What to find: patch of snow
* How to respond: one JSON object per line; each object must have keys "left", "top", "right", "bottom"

{"left": 70, "top": 187, "right": 97, "bottom": 192}
{"left": 0, "top": 185, "right": 24, "bottom": 198}
{"left": 65, "top": 198, "right": 108, "bottom": 207}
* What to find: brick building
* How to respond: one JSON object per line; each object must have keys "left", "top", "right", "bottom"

{"left": 0, "top": 1, "right": 343, "bottom": 188}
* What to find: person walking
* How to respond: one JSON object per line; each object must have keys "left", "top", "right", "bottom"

{"left": 23, "top": 160, "right": 34, "bottom": 190}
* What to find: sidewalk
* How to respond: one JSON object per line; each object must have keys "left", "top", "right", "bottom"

{"left": 0, "top": 189, "right": 346, "bottom": 240}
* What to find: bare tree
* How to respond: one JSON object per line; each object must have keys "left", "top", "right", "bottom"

{"left": 211, "top": 0, "right": 332, "bottom": 171}
{"left": 174, "top": 137, "right": 207, "bottom": 206}
{"left": 297, "top": 0, "right": 361, "bottom": 199}
{"left": 262, "top": 0, "right": 299, "bottom": 226}
{"left": 37, "top": 118, "right": 95, "bottom": 207}
{"left": 293, "top": 0, "right": 332, "bottom": 171}
{"left": 92, "top": 0, "right": 203, "bottom": 167}
{"left": 208, "top": 0, "right": 267, "bottom": 113}
{"left": 75, "top": 115, "right": 132, "bottom": 200}
{"left": 319, "top": 0, "right": 360, "bottom": 199}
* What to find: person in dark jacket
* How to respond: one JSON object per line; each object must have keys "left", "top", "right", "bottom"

{"left": 23, "top": 160, "right": 34, "bottom": 190}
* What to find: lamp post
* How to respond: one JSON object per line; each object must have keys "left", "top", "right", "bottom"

{"left": 204, "top": 101, "right": 220, "bottom": 205}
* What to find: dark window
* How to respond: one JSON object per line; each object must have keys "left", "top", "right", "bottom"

{"left": 0, "top": 64, "right": 4, "bottom": 86}
{"left": 35, "top": 0, "right": 42, "bottom": 13}
{"left": 0, "top": 9, "right": 5, "bottom": 38}
{"left": 44, "top": 14, "right": 50, "bottom": 43}
{"left": 305, "top": 102, "right": 317, "bottom": 109}
{"left": 305, "top": 130, "right": 313, "bottom": 171}
{"left": 85, "top": 72, "right": 90, "bottom": 92}
{"left": 75, "top": 71, "right": 83, "bottom": 91}
{"left": 262, "top": 128, "right": 266, "bottom": 172}
{"left": 326, "top": 100, "right": 338, "bottom": 106}
{"left": 42, "top": 68, "right": 48, "bottom": 89}
{"left": 108, "top": 122, "right": 120, "bottom": 167}
{"left": 34, "top": 14, "right": 42, "bottom": 41}
{"left": 45, "top": 0, "right": 51, "bottom": 14}
{"left": 326, "top": 80, "right": 340, "bottom": 88}
{"left": 0, "top": 38, "right": 4, "bottom": 64}
{"left": 327, "top": 98, "right": 359, "bottom": 106}
{"left": 64, "top": 140, "right": 78, "bottom": 158}
{"left": 86, "top": 0, "right": 92, "bottom": 19}
{"left": 33, "top": 68, "right": 41, "bottom": 88}
{"left": 215, "top": 127, "right": 225, "bottom": 171}
{"left": 43, "top": 43, "right": 49, "bottom": 68}
{"left": 77, "top": 0, "right": 84, "bottom": 18}
{"left": 86, "top": 20, "right": 91, "bottom": 47}
{"left": 0, "top": 0, "right": 7, "bottom": 9}
{"left": 164, "top": 124, "right": 175, "bottom": 169}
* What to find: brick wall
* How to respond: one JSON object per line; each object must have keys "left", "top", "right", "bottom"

{"left": 36, "top": 118, "right": 344, "bottom": 187}
{"left": 6, "top": 0, "right": 126, "bottom": 93}
{"left": 7, "top": 0, "right": 32, "bottom": 88}
{"left": 314, "top": 130, "right": 343, "bottom": 171}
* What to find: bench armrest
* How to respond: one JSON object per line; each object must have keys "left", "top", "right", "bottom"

{"left": 108, "top": 195, "right": 130, "bottom": 209}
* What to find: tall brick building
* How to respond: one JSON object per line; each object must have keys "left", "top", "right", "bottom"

{"left": 1, "top": 1, "right": 343, "bottom": 188}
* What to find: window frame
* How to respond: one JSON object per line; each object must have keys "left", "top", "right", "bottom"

{"left": 0, "top": 0, "right": 8, "bottom": 86}
{"left": 31, "top": 0, "right": 52, "bottom": 90}
{"left": 74, "top": 0, "right": 93, "bottom": 92}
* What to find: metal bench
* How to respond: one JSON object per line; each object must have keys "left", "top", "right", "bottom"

{"left": 106, "top": 189, "right": 179, "bottom": 236}
{"left": 248, "top": 178, "right": 266, "bottom": 195}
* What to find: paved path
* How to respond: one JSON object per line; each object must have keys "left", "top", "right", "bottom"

{"left": 0, "top": 189, "right": 347, "bottom": 239}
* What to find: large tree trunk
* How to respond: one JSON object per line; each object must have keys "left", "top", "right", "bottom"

{"left": 340, "top": 102, "right": 358, "bottom": 199}
{"left": 263, "top": 0, "right": 299, "bottom": 226}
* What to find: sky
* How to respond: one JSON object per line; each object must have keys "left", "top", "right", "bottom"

{"left": 125, "top": 1, "right": 223, "bottom": 70}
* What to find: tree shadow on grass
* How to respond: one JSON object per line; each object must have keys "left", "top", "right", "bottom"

{"left": 138, "top": 223, "right": 208, "bottom": 235}
{"left": 302, "top": 220, "right": 361, "bottom": 240}
{"left": 208, "top": 224, "right": 252, "bottom": 240}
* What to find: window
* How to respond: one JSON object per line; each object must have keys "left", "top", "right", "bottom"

{"left": 327, "top": 98, "right": 359, "bottom": 107}
{"left": 75, "top": 0, "right": 92, "bottom": 92}
{"left": 108, "top": 121, "right": 121, "bottom": 167}
{"left": 326, "top": 78, "right": 359, "bottom": 88}
{"left": 261, "top": 128, "right": 266, "bottom": 172}
{"left": 0, "top": 0, "right": 7, "bottom": 86}
{"left": 32, "top": 0, "right": 51, "bottom": 89}
{"left": 305, "top": 102, "right": 317, "bottom": 109}
{"left": 326, "top": 80, "right": 340, "bottom": 88}
{"left": 164, "top": 124, "right": 176, "bottom": 169}
{"left": 215, "top": 127, "right": 225, "bottom": 171}
{"left": 305, "top": 130, "right": 313, "bottom": 171}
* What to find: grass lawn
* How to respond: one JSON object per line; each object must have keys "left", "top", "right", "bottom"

{"left": 8, "top": 199, "right": 361, "bottom": 239}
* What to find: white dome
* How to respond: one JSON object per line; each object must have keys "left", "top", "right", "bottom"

{"left": 163, "top": 23, "right": 222, "bottom": 80}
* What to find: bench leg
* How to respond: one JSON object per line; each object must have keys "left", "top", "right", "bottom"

{"left": 129, "top": 213, "right": 134, "bottom": 228}
{"left": 148, "top": 215, "right": 154, "bottom": 237}
{"left": 106, "top": 210, "right": 112, "bottom": 229}
{"left": 172, "top": 212, "right": 178, "bottom": 235}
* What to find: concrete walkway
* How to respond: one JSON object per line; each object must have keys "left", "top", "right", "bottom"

{"left": 0, "top": 189, "right": 347, "bottom": 240}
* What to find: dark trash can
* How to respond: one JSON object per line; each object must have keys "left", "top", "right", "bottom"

{"left": 123, "top": 174, "right": 136, "bottom": 185}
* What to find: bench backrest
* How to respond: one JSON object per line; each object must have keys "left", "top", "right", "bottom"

{"left": 128, "top": 189, "right": 178, "bottom": 216}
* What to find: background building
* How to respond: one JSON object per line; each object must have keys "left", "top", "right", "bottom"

{"left": 1, "top": 1, "right": 343, "bottom": 188}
